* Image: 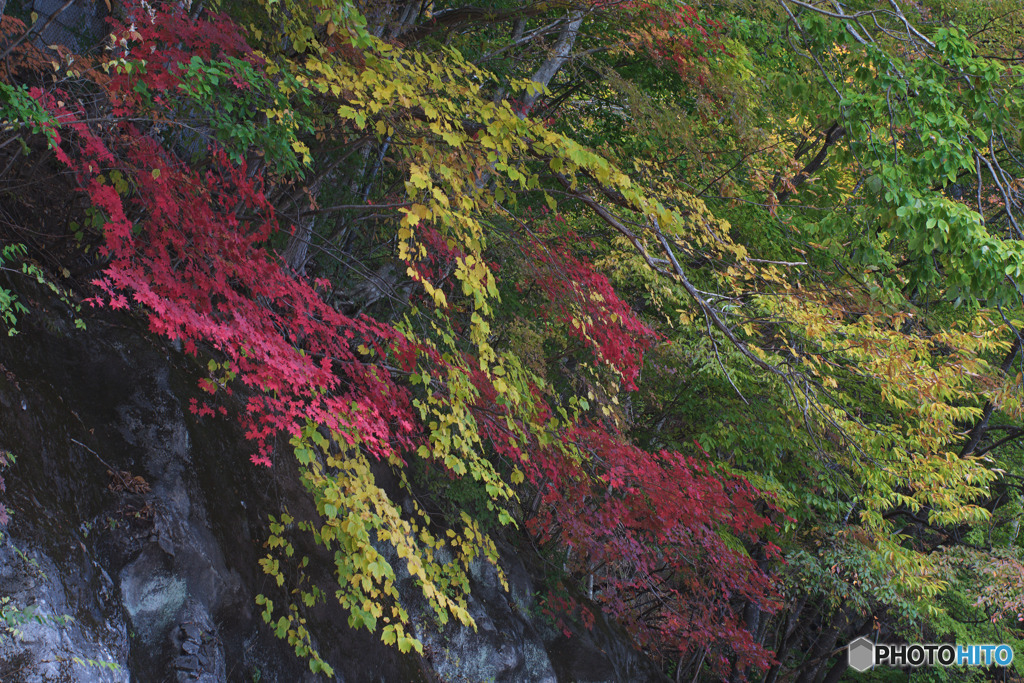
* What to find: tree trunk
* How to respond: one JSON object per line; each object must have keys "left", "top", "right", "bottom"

{"left": 521, "top": 11, "right": 585, "bottom": 115}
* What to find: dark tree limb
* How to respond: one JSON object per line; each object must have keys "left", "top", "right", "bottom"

{"left": 775, "top": 122, "right": 845, "bottom": 202}
{"left": 960, "top": 336, "right": 1022, "bottom": 457}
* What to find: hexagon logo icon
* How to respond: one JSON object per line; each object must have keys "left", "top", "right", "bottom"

{"left": 848, "top": 637, "right": 875, "bottom": 672}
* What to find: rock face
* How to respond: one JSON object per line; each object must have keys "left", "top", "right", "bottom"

{"left": 0, "top": 293, "right": 665, "bottom": 682}
{"left": 407, "top": 552, "right": 558, "bottom": 683}
{"left": 30, "top": 0, "right": 108, "bottom": 54}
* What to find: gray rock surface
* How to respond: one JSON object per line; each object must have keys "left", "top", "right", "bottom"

{"left": 0, "top": 540, "right": 128, "bottom": 682}
{"left": 31, "top": 0, "right": 107, "bottom": 54}
{"left": 409, "top": 554, "right": 558, "bottom": 683}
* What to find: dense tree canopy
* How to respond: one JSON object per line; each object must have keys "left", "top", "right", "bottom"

{"left": 2, "top": 0, "right": 1024, "bottom": 679}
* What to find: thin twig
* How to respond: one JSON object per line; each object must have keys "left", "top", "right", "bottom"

{"left": 70, "top": 438, "right": 118, "bottom": 474}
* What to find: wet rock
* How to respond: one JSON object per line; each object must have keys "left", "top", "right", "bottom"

{"left": 120, "top": 546, "right": 186, "bottom": 644}
{"left": 0, "top": 539, "right": 127, "bottom": 682}
{"left": 176, "top": 654, "right": 200, "bottom": 672}
{"left": 397, "top": 547, "right": 557, "bottom": 683}
{"left": 171, "top": 603, "right": 225, "bottom": 682}
{"left": 182, "top": 623, "right": 202, "bottom": 643}
{"left": 31, "top": 0, "right": 107, "bottom": 54}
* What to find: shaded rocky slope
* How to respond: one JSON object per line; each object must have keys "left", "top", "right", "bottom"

{"left": 0, "top": 284, "right": 665, "bottom": 682}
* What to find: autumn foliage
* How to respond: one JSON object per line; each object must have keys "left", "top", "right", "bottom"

{"left": 6, "top": 0, "right": 1024, "bottom": 680}
{"left": 12, "top": 1, "right": 781, "bottom": 675}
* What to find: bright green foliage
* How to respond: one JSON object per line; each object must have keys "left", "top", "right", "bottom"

{"left": 175, "top": 55, "right": 317, "bottom": 174}
{"left": 0, "top": 82, "right": 58, "bottom": 145}
{"left": 0, "top": 244, "right": 83, "bottom": 335}
{"left": 0, "top": 243, "right": 30, "bottom": 335}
